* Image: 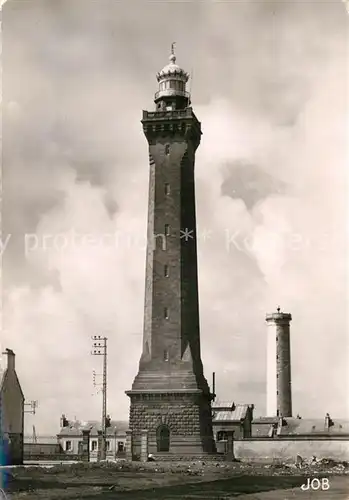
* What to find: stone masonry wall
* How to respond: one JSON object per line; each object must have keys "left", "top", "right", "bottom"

{"left": 129, "top": 392, "right": 215, "bottom": 457}
{"left": 130, "top": 402, "right": 201, "bottom": 435}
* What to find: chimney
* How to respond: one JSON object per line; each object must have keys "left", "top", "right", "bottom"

{"left": 325, "top": 413, "right": 333, "bottom": 430}
{"left": 268, "top": 424, "right": 276, "bottom": 438}
{"left": 3, "top": 349, "right": 15, "bottom": 371}
{"left": 60, "top": 414, "right": 69, "bottom": 428}
{"left": 277, "top": 416, "right": 285, "bottom": 435}
{"left": 212, "top": 372, "right": 216, "bottom": 401}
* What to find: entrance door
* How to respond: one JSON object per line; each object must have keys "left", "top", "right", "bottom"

{"left": 156, "top": 425, "right": 170, "bottom": 452}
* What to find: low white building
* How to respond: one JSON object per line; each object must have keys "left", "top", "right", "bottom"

{"left": 57, "top": 416, "right": 127, "bottom": 460}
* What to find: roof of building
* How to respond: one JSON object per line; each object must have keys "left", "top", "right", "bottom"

{"left": 253, "top": 417, "right": 280, "bottom": 424}
{"left": 252, "top": 424, "right": 272, "bottom": 437}
{"left": 57, "top": 420, "right": 128, "bottom": 438}
{"left": 0, "top": 365, "right": 25, "bottom": 400}
{"left": 213, "top": 404, "right": 251, "bottom": 422}
{"left": 251, "top": 417, "right": 281, "bottom": 437}
{"left": 212, "top": 401, "right": 235, "bottom": 410}
{"left": 251, "top": 417, "right": 349, "bottom": 437}
{"left": 24, "top": 436, "right": 59, "bottom": 444}
{"left": 280, "top": 418, "right": 349, "bottom": 436}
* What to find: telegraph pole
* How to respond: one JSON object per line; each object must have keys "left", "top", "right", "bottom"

{"left": 91, "top": 335, "right": 108, "bottom": 461}
{"left": 24, "top": 400, "right": 39, "bottom": 415}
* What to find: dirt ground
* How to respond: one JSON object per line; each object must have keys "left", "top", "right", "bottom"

{"left": 1, "top": 458, "right": 349, "bottom": 499}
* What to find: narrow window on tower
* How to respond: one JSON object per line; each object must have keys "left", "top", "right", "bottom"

{"left": 164, "top": 265, "right": 169, "bottom": 277}
{"left": 164, "top": 350, "right": 169, "bottom": 361}
{"left": 164, "top": 307, "right": 169, "bottom": 319}
{"left": 164, "top": 183, "right": 170, "bottom": 195}
{"left": 165, "top": 144, "right": 170, "bottom": 155}
{"left": 164, "top": 224, "right": 170, "bottom": 236}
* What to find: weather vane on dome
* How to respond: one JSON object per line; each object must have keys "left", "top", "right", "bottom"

{"left": 170, "top": 42, "right": 176, "bottom": 63}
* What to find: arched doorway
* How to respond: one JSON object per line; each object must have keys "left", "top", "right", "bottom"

{"left": 156, "top": 425, "right": 170, "bottom": 452}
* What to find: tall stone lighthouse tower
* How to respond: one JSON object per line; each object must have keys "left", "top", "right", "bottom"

{"left": 126, "top": 45, "right": 215, "bottom": 458}
{"left": 266, "top": 307, "right": 292, "bottom": 417}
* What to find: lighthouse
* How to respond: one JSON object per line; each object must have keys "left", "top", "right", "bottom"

{"left": 126, "top": 45, "right": 215, "bottom": 458}
{"left": 266, "top": 307, "right": 293, "bottom": 417}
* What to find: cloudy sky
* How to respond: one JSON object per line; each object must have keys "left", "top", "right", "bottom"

{"left": 1, "top": 0, "right": 348, "bottom": 435}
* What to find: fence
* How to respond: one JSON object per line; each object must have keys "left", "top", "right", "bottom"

{"left": 23, "top": 442, "right": 81, "bottom": 462}
{"left": 22, "top": 436, "right": 126, "bottom": 463}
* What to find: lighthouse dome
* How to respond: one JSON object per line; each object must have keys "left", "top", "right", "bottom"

{"left": 154, "top": 44, "right": 191, "bottom": 108}
{"left": 156, "top": 52, "right": 189, "bottom": 82}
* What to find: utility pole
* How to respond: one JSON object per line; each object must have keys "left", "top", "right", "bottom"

{"left": 91, "top": 335, "right": 108, "bottom": 461}
{"left": 32, "top": 425, "right": 37, "bottom": 443}
{"left": 24, "top": 400, "right": 39, "bottom": 414}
